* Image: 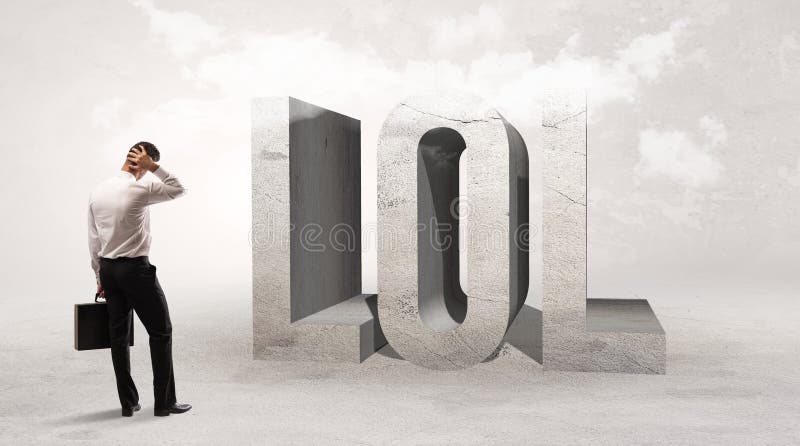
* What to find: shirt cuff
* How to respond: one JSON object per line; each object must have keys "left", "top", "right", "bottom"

{"left": 152, "top": 165, "right": 170, "bottom": 181}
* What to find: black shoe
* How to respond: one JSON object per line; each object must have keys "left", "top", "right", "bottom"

{"left": 154, "top": 403, "right": 192, "bottom": 417}
{"left": 121, "top": 404, "right": 141, "bottom": 417}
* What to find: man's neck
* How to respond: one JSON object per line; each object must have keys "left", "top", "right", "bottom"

{"left": 120, "top": 166, "right": 138, "bottom": 179}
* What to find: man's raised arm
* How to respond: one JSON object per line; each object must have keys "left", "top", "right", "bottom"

{"left": 147, "top": 165, "right": 188, "bottom": 205}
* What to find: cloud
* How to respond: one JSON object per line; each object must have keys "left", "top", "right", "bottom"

{"left": 130, "top": 0, "right": 225, "bottom": 58}
{"left": 592, "top": 187, "right": 711, "bottom": 231}
{"left": 124, "top": 0, "right": 690, "bottom": 127}
{"left": 120, "top": 2, "right": 698, "bottom": 176}
{"left": 429, "top": 4, "right": 505, "bottom": 53}
{"left": 460, "top": 19, "right": 687, "bottom": 123}
{"left": 113, "top": 4, "right": 697, "bottom": 176}
{"left": 635, "top": 116, "right": 726, "bottom": 188}
{"left": 188, "top": 30, "right": 400, "bottom": 103}
{"left": 699, "top": 115, "right": 727, "bottom": 146}
{"left": 91, "top": 97, "right": 127, "bottom": 129}
{"left": 778, "top": 33, "right": 799, "bottom": 76}
{"left": 777, "top": 157, "right": 800, "bottom": 187}
{"left": 616, "top": 19, "right": 688, "bottom": 80}
{"left": 170, "top": 18, "right": 690, "bottom": 132}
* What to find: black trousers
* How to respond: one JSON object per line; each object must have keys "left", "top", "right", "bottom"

{"left": 99, "top": 256, "right": 176, "bottom": 410}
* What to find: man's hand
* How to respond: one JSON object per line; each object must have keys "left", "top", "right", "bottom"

{"left": 96, "top": 282, "right": 105, "bottom": 300}
{"left": 127, "top": 145, "right": 160, "bottom": 173}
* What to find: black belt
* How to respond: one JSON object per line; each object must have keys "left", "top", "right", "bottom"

{"left": 100, "top": 255, "right": 149, "bottom": 262}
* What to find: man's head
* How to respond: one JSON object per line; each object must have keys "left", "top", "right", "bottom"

{"left": 122, "top": 141, "right": 160, "bottom": 180}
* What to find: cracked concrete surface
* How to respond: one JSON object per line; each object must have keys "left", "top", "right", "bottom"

{"left": 542, "top": 109, "right": 587, "bottom": 129}
{"left": 398, "top": 102, "right": 503, "bottom": 124}
{"left": 545, "top": 185, "right": 586, "bottom": 207}
{"left": 377, "top": 92, "right": 528, "bottom": 370}
{"left": 543, "top": 90, "right": 666, "bottom": 374}
{"left": 251, "top": 97, "right": 382, "bottom": 363}
{"left": 1, "top": 281, "right": 798, "bottom": 444}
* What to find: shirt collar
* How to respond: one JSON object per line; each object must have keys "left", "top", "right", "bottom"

{"left": 117, "top": 170, "right": 135, "bottom": 180}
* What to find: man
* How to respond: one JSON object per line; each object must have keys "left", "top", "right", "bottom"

{"left": 87, "top": 142, "right": 191, "bottom": 417}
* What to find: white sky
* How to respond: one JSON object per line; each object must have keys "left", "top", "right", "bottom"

{"left": 1, "top": 0, "right": 799, "bottom": 303}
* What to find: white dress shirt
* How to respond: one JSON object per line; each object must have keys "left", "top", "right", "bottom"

{"left": 88, "top": 167, "right": 187, "bottom": 282}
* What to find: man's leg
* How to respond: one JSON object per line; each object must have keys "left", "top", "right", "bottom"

{"left": 127, "top": 261, "right": 177, "bottom": 410}
{"left": 101, "top": 262, "right": 139, "bottom": 409}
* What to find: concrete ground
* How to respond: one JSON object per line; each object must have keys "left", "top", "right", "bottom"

{"left": 1, "top": 281, "right": 799, "bottom": 445}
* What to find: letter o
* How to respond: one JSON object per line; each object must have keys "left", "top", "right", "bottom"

{"left": 377, "top": 92, "right": 529, "bottom": 370}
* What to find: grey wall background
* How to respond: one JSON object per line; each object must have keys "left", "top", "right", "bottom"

{"left": 1, "top": 0, "right": 798, "bottom": 310}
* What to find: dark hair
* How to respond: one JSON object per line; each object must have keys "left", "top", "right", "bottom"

{"left": 129, "top": 141, "right": 160, "bottom": 162}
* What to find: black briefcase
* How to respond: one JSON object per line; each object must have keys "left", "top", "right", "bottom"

{"left": 74, "top": 294, "right": 134, "bottom": 351}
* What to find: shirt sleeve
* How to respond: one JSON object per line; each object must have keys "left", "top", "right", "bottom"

{"left": 88, "top": 203, "right": 101, "bottom": 283}
{"left": 146, "top": 166, "right": 188, "bottom": 205}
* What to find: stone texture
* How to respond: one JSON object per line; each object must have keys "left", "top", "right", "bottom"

{"left": 5, "top": 286, "right": 800, "bottom": 444}
{"left": 503, "top": 305, "right": 542, "bottom": 363}
{"left": 251, "top": 97, "right": 385, "bottom": 362}
{"left": 377, "top": 92, "right": 529, "bottom": 370}
{"left": 542, "top": 90, "right": 666, "bottom": 374}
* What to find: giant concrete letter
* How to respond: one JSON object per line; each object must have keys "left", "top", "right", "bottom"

{"left": 542, "top": 90, "right": 666, "bottom": 374}
{"left": 252, "top": 97, "right": 385, "bottom": 362}
{"left": 377, "top": 92, "right": 529, "bottom": 370}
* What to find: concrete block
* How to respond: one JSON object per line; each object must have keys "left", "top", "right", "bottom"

{"left": 542, "top": 90, "right": 666, "bottom": 374}
{"left": 376, "top": 91, "right": 529, "bottom": 370}
{"left": 251, "top": 97, "right": 385, "bottom": 362}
